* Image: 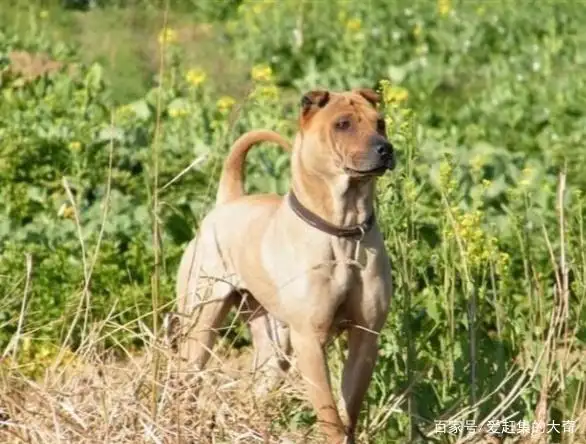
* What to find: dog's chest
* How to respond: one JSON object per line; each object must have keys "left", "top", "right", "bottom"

{"left": 328, "top": 240, "right": 361, "bottom": 295}
{"left": 329, "top": 264, "right": 354, "bottom": 298}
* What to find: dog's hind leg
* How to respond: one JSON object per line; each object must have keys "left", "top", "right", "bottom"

{"left": 172, "top": 274, "right": 236, "bottom": 414}
{"left": 175, "top": 236, "right": 237, "bottom": 372}
{"left": 248, "top": 311, "right": 292, "bottom": 397}
{"left": 231, "top": 293, "right": 292, "bottom": 397}
{"left": 178, "top": 282, "right": 237, "bottom": 370}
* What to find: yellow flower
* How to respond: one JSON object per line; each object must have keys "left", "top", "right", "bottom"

{"left": 39, "top": 10, "right": 49, "bottom": 19}
{"left": 68, "top": 141, "right": 81, "bottom": 151}
{"left": 217, "top": 96, "right": 236, "bottom": 113}
{"left": 476, "top": 6, "right": 486, "bottom": 16}
{"left": 438, "top": 0, "right": 451, "bottom": 16}
{"left": 58, "top": 203, "right": 75, "bottom": 220}
{"left": 382, "top": 85, "right": 409, "bottom": 105}
{"left": 158, "top": 28, "right": 178, "bottom": 45}
{"left": 496, "top": 252, "right": 510, "bottom": 275}
{"left": 451, "top": 209, "right": 496, "bottom": 267}
{"left": 116, "top": 104, "right": 134, "bottom": 118}
{"left": 185, "top": 68, "right": 207, "bottom": 87}
{"left": 251, "top": 64, "right": 273, "bottom": 82}
{"left": 257, "top": 85, "right": 279, "bottom": 100}
{"left": 439, "top": 160, "right": 453, "bottom": 191}
{"left": 346, "top": 18, "right": 362, "bottom": 33}
{"left": 169, "top": 107, "right": 188, "bottom": 118}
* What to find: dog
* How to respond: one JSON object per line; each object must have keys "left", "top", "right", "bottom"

{"left": 174, "top": 88, "right": 395, "bottom": 443}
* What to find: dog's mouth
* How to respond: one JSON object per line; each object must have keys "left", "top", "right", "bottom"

{"left": 344, "top": 164, "right": 391, "bottom": 177}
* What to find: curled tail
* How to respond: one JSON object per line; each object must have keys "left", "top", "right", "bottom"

{"left": 216, "top": 130, "right": 291, "bottom": 205}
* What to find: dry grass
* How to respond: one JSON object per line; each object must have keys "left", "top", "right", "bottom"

{"left": 2, "top": 331, "right": 586, "bottom": 444}
{"left": 0, "top": 340, "right": 317, "bottom": 444}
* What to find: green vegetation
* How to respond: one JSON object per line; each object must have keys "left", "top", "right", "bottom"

{"left": 1, "top": 0, "right": 586, "bottom": 442}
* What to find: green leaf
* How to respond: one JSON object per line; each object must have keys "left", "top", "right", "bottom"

{"left": 128, "top": 99, "right": 151, "bottom": 121}
{"left": 97, "top": 126, "right": 125, "bottom": 143}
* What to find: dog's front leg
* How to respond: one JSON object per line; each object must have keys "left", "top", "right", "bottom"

{"left": 290, "top": 328, "right": 347, "bottom": 443}
{"left": 339, "top": 326, "right": 381, "bottom": 441}
{"left": 339, "top": 270, "right": 392, "bottom": 441}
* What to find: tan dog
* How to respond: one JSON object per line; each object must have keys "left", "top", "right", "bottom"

{"left": 175, "top": 88, "right": 395, "bottom": 443}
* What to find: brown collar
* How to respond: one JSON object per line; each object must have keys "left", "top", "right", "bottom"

{"left": 287, "top": 190, "right": 375, "bottom": 240}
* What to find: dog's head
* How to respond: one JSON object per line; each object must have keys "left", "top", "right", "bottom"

{"left": 296, "top": 88, "right": 395, "bottom": 179}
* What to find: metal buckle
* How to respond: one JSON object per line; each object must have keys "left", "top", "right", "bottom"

{"left": 357, "top": 224, "right": 367, "bottom": 241}
{"left": 353, "top": 225, "right": 366, "bottom": 266}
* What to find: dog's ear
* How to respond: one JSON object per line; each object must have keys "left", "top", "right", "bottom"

{"left": 300, "top": 90, "right": 330, "bottom": 119}
{"left": 354, "top": 88, "right": 381, "bottom": 108}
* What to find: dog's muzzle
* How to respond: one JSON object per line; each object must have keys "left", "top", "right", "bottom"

{"left": 371, "top": 135, "right": 395, "bottom": 171}
{"left": 345, "top": 135, "right": 395, "bottom": 176}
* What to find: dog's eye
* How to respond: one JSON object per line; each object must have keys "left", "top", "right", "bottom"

{"left": 376, "top": 118, "right": 386, "bottom": 135}
{"left": 335, "top": 118, "right": 351, "bottom": 131}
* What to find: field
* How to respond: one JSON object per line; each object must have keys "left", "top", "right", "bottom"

{"left": 1, "top": 0, "right": 586, "bottom": 442}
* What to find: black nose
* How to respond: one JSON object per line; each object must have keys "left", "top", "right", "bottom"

{"left": 375, "top": 140, "right": 393, "bottom": 160}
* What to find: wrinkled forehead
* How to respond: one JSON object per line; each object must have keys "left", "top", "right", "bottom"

{"left": 318, "top": 91, "right": 378, "bottom": 120}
